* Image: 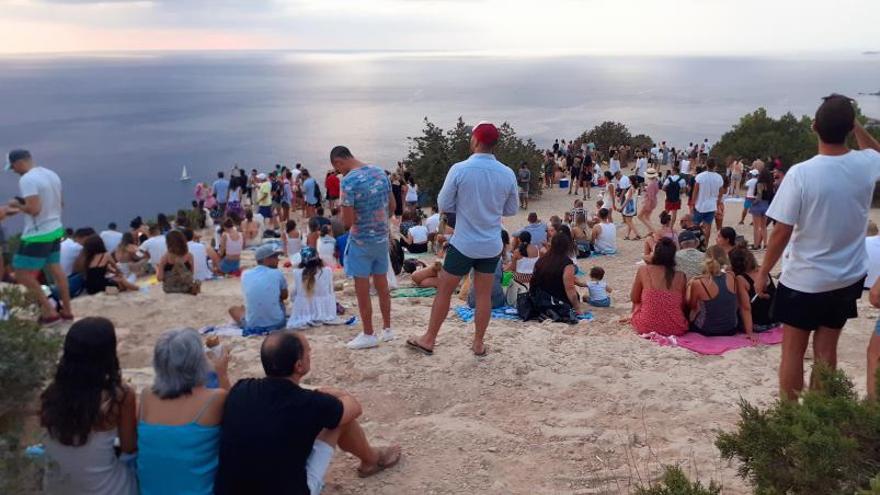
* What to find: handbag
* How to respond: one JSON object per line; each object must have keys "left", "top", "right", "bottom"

{"left": 506, "top": 280, "right": 528, "bottom": 307}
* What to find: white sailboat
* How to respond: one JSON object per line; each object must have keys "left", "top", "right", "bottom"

{"left": 180, "top": 165, "right": 191, "bottom": 182}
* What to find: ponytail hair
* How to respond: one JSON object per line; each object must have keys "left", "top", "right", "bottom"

{"left": 517, "top": 231, "right": 532, "bottom": 257}
{"left": 702, "top": 245, "right": 728, "bottom": 277}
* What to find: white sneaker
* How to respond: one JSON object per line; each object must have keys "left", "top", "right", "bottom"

{"left": 346, "top": 332, "right": 379, "bottom": 350}
{"left": 381, "top": 328, "right": 396, "bottom": 342}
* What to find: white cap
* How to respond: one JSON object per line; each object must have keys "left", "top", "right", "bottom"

{"left": 257, "top": 173, "right": 267, "bottom": 180}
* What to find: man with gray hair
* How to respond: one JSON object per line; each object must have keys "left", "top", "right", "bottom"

{"left": 228, "top": 244, "right": 288, "bottom": 336}
{"left": 215, "top": 331, "right": 400, "bottom": 494}
{"left": 675, "top": 230, "right": 704, "bottom": 280}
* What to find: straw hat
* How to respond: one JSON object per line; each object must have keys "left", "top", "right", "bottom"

{"left": 645, "top": 168, "right": 659, "bottom": 180}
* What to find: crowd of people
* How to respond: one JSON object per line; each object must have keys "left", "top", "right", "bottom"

{"left": 9, "top": 94, "right": 880, "bottom": 494}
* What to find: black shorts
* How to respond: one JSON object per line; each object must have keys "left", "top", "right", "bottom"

{"left": 443, "top": 244, "right": 499, "bottom": 276}
{"left": 771, "top": 277, "right": 865, "bottom": 331}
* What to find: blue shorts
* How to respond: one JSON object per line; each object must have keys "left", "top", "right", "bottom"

{"left": 588, "top": 297, "right": 612, "bottom": 308}
{"left": 344, "top": 239, "right": 389, "bottom": 278}
{"left": 258, "top": 205, "right": 272, "bottom": 218}
{"left": 219, "top": 258, "right": 240, "bottom": 274}
{"left": 875, "top": 318, "right": 880, "bottom": 336}
{"left": 240, "top": 319, "right": 286, "bottom": 337}
{"left": 743, "top": 199, "right": 753, "bottom": 210}
{"left": 693, "top": 209, "right": 715, "bottom": 225}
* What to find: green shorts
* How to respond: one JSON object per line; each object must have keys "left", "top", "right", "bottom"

{"left": 443, "top": 244, "right": 499, "bottom": 277}
{"left": 14, "top": 234, "right": 62, "bottom": 271}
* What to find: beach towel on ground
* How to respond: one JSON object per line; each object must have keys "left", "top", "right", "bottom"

{"left": 199, "top": 324, "right": 244, "bottom": 337}
{"left": 642, "top": 325, "right": 783, "bottom": 355}
{"left": 455, "top": 306, "right": 593, "bottom": 323}
{"left": 391, "top": 287, "right": 438, "bottom": 298}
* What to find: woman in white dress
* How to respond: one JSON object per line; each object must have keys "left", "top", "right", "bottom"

{"left": 287, "top": 247, "right": 342, "bottom": 328}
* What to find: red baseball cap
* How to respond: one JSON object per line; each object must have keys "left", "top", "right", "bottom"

{"left": 472, "top": 121, "right": 499, "bottom": 146}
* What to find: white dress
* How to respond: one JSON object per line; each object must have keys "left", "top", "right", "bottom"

{"left": 317, "top": 236, "right": 337, "bottom": 267}
{"left": 287, "top": 267, "right": 341, "bottom": 328}
{"left": 44, "top": 429, "right": 138, "bottom": 495}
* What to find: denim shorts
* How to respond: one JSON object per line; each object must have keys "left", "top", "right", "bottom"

{"left": 588, "top": 297, "right": 612, "bottom": 308}
{"left": 692, "top": 209, "right": 715, "bottom": 225}
{"left": 875, "top": 318, "right": 880, "bottom": 336}
{"left": 344, "top": 239, "right": 389, "bottom": 278}
{"left": 219, "top": 258, "right": 240, "bottom": 274}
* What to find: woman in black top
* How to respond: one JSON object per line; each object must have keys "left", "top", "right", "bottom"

{"left": 75, "top": 235, "right": 139, "bottom": 295}
{"left": 729, "top": 246, "right": 778, "bottom": 331}
{"left": 390, "top": 173, "right": 404, "bottom": 218}
{"left": 529, "top": 232, "right": 581, "bottom": 312}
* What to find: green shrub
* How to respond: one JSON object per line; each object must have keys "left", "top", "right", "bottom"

{"left": 635, "top": 466, "right": 721, "bottom": 495}
{"left": 0, "top": 286, "right": 62, "bottom": 493}
{"left": 716, "top": 365, "right": 880, "bottom": 494}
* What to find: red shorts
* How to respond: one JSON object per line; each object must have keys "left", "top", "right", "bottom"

{"left": 665, "top": 200, "right": 681, "bottom": 211}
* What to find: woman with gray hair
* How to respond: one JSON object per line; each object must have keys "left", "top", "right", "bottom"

{"left": 137, "top": 328, "right": 230, "bottom": 494}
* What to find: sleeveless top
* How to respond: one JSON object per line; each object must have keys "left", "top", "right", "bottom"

{"left": 44, "top": 429, "right": 138, "bottom": 495}
{"left": 594, "top": 223, "right": 616, "bottom": 254}
{"left": 530, "top": 258, "right": 574, "bottom": 303}
{"left": 137, "top": 394, "right": 221, "bottom": 495}
{"left": 85, "top": 265, "right": 111, "bottom": 295}
{"left": 692, "top": 274, "right": 739, "bottom": 336}
{"left": 405, "top": 184, "right": 418, "bottom": 203}
{"left": 286, "top": 233, "right": 302, "bottom": 259}
{"left": 223, "top": 233, "right": 243, "bottom": 257}
{"left": 631, "top": 287, "right": 688, "bottom": 336}
{"left": 742, "top": 273, "right": 778, "bottom": 326}
{"left": 163, "top": 258, "right": 196, "bottom": 294}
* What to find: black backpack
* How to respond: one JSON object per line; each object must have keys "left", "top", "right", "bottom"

{"left": 665, "top": 176, "right": 682, "bottom": 202}
{"left": 517, "top": 288, "right": 578, "bottom": 324}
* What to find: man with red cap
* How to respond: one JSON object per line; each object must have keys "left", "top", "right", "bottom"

{"left": 407, "top": 122, "right": 519, "bottom": 356}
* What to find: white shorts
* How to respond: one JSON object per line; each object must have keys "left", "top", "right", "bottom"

{"left": 306, "top": 440, "right": 335, "bottom": 495}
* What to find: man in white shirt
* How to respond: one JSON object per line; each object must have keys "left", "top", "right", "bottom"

{"left": 60, "top": 228, "right": 93, "bottom": 277}
{"left": 184, "top": 228, "right": 220, "bottom": 282}
{"left": 865, "top": 221, "right": 880, "bottom": 289}
{"left": 424, "top": 206, "right": 441, "bottom": 250}
{"left": 5, "top": 149, "right": 72, "bottom": 322}
{"left": 99, "top": 222, "right": 123, "bottom": 253}
{"left": 139, "top": 224, "right": 168, "bottom": 271}
{"left": 691, "top": 159, "right": 724, "bottom": 241}
{"left": 740, "top": 169, "right": 759, "bottom": 225}
{"left": 679, "top": 157, "right": 691, "bottom": 177}
{"left": 755, "top": 94, "right": 880, "bottom": 400}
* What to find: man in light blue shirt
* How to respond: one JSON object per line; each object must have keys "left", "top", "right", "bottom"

{"left": 407, "top": 122, "right": 518, "bottom": 357}
{"left": 212, "top": 171, "right": 230, "bottom": 213}
{"left": 229, "top": 244, "right": 288, "bottom": 336}
{"left": 514, "top": 212, "right": 547, "bottom": 248}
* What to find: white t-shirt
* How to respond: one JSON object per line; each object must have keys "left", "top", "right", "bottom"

{"left": 139, "top": 235, "right": 168, "bottom": 269}
{"left": 618, "top": 175, "right": 632, "bottom": 191}
{"left": 187, "top": 241, "right": 212, "bottom": 282}
{"left": 745, "top": 177, "right": 758, "bottom": 198}
{"left": 680, "top": 159, "right": 691, "bottom": 175}
{"left": 768, "top": 149, "right": 880, "bottom": 292}
{"left": 19, "top": 167, "right": 63, "bottom": 239}
{"left": 694, "top": 171, "right": 723, "bottom": 213}
{"left": 610, "top": 159, "right": 621, "bottom": 174}
{"left": 59, "top": 238, "right": 82, "bottom": 277}
{"left": 405, "top": 184, "right": 419, "bottom": 203}
{"left": 587, "top": 280, "right": 609, "bottom": 301}
{"left": 865, "top": 236, "right": 880, "bottom": 288}
{"left": 409, "top": 225, "right": 428, "bottom": 244}
{"left": 99, "top": 230, "right": 123, "bottom": 253}
{"left": 425, "top": 214, "right": 440, "bottom": 234}
{"left": 636, "top": 158, "right": 648, "bottom": 177}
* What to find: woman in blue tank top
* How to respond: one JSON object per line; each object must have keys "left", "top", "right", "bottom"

{"left": 137, "top": 328, "right": 231, "bottom": 494}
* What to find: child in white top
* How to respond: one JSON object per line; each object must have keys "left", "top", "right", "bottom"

{"left": 287, "top": 247, "right": 342, "bottom": 328}
{"left": 584, "top": 266, "right": 613, "bottom": 307}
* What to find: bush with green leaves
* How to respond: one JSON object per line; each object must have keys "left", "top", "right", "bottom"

{"left": 0, "top": 286, "right": 62, "bottom": 493}
{"left": 716, "top": 365, "right": 880, "bottom": 494}
{"left": 635, "top": 466, "right": 721, "bottom": 495}
{"left": 574, "top": 121, "right": 655, "bottom": 161}
{"left": 404, "top": 117, "right": 544, "bottom": 204}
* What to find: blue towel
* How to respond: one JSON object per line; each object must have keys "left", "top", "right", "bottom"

{"left": 455, "top": 306, "right": 594, "bottom": 322}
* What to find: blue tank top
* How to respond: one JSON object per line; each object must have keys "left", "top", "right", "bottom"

{"left": 137, "top": 394, "right": 221, "bottom": 495}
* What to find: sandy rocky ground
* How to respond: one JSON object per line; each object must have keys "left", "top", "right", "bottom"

{"left": 67, "top": 182, "right": 880, "bottom": 494}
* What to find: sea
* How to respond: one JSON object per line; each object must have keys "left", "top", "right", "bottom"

{"left": 0, "top": 51, "right": 878, "bottom": 231}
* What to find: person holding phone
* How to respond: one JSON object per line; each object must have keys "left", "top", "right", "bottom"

{"left": 5, "top": 149, "right": 71, "bottom": 324}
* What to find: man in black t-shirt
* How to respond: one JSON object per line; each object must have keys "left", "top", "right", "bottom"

{"left": 215, "top": 332, "right": 401, "bottom": 494}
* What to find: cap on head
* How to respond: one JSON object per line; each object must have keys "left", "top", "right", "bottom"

{"left": 257, "top": 173, "right": 267, "bottom": 181}
{"left": 5, "top": 149, "right": 31, "bottom": 171}
{"left": 678, "top": 230, "right": 697, "bottom": 244}
{"left": 254, "top": 244, "right": 282, "bottom": 262}
{"left": 300, "top": 246, "right": 318, "bottom": 263}
{"left": 472, "top": 122, "right": 499, "bottom": 147}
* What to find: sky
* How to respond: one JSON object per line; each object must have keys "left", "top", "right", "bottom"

{"left": 0, "top": 0, "right": 878, "bottom": 56}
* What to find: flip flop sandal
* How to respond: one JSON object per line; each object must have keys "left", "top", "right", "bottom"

{"left": 39, "top": 315, "right": 62, "bottom": 326}
{"left": 358, "top": 446, "right": 402, "bottom": 478}
{"left": 405, "top": 338, "right": 433, "bottom": 356}
{"left": 473, "top": 346, "right": 488, "bottom": 357}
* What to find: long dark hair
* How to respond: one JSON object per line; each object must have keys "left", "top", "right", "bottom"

{"left": 532, "top": 232, "right": 574, "bottom": 288}
{"left": 157, "top": 213, "right": 172, "bottom": 233}
{"left": 517, "top": 231, "right": 532, "bottom": 257}
{"left": 77, "top": 234, "right": 107, "bottom": 273}
{"left": 300, "top": 256, "right": 325, "bottom": 296}
{"left": 650, "top": 237, "right": 678, "bottom": 288}
{"left": 40, "top": 317, "right": 124, "bottom": 447}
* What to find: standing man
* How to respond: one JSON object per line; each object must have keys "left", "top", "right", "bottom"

{"left": 5, "top": 150, "right": 72, "bottom": 323}
{"left": 691, "top": 157, "right": 724, "bottom": 242}
{"left": 302, "top": 170, "right": 319, "bottom": 219}
{"left": 331, "top": 146, "right": 396, "bottom": 350}
{"left": 255, "top": 173, "right": 273, "bottom": 227}
{"left": 212, "top": 172, "right": 230, "bottom": 219}
{"left": 756, "top": 95, "right": 880, "bottom": 400}
{"left": 518, "top": 161, "right": 531, "bottom": 209}
{"left": 408, "top": 122, "right": 519, "bottom": 356}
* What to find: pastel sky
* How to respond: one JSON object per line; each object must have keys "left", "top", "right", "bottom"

{"left": 0, "top": 0, "right": 877, "bottom": 55}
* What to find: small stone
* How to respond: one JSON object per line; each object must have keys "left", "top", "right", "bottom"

{"left": 487, "top": 447, "right": 498, "bottom": 453}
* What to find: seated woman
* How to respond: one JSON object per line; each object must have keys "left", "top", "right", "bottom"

{"left": 288, "top": 247, "right": 343, "bottom": 328}
{"left": 643, "top": 211, "right": 677, "bottom": 263}
{"left": 316, "top": 225, "right": 337, "bottom": 267}
{"left": 114, "top": 232, "right": 149, "bottom": 278}
{"left": 412, "top": 259, "right": 443, "bottom": 288}
{"left": 40, "top": 317, "right": 138, "bottom": 495}
{"left": 571, "top": 212, "right": 592, "bottom": 254}
{"left": 728, "top": 246, "right": 778, "bottom": 332}
{"left": 529, "top": 232, "right": 581, "bottom": 313}
{"left": 687, "top": 246, "right": 755, "bottom": 339}
{"left": 218, "top": 219, "right": 244, "bottom": 275}
{"left": 458, "top": 258, "right": 506, "bottom": 309}
{"left": 157, "top": 230, "right": 200, "bottom": 295}
{"left": 138, "top": 328, "right": 230, "bottom": 495}
{"left": 76, "top": 235, "right": 139, "bottom": 295}
{"left": 591, "top": 208, "right": 617, "bottom": 255}
{"left": 240, "top": 210, "right": 261, "bottom": 247}
{"left": 281, "top": 220, "right": 302, "bottom": 260}
{"left": 402, "top": 218, "right": 429, "bottom": 254}
{"left": 505, "top": 231, "right": 539, "bottom": 285}
{"left": 630, "top": 238, "right": 689, "bottom": 336}
{"left": 306, "top": 218, "right": 320, "bottom": 249}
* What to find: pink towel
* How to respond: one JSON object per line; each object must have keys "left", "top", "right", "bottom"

{"left": 642, "top": 326, "right": 783, "bottom": 355}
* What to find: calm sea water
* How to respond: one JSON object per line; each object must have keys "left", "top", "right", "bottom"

{"left": 0, "top": 51, "right": 878, "bottom": 230}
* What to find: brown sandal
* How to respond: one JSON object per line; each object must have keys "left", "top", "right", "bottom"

{"left": 358, "top": 445, "right": 401, "bottom": 478}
